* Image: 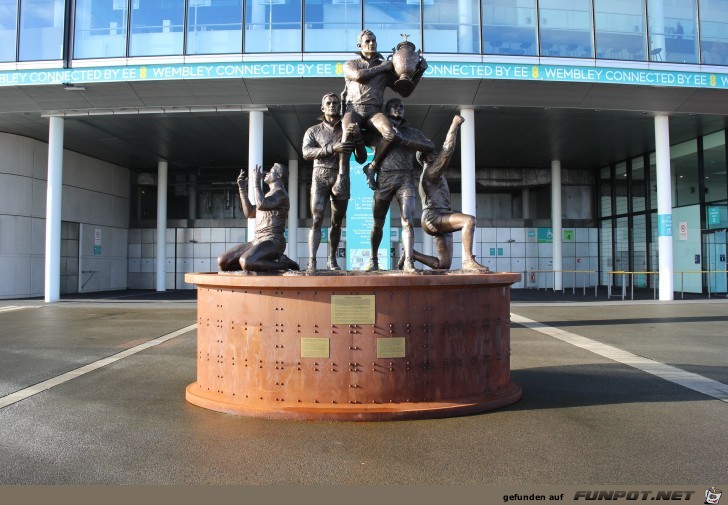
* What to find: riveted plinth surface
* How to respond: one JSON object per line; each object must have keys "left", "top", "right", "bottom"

{"left": 185, "top": 271, "right": 522, "bottom": 421}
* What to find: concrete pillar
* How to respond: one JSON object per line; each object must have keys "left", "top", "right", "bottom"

{"left": 287, "top": 158, "right": 299, "bottom": 263}
{"left": 248, "top": 110, "right": 264, "bottom": 240}
{"left": 522, "top": 187, "right": 530, "bottom": 219}
{"left": 655, "top": 114, "right": 674, "bottom": 300}
{"left": 460, "top": 107, "right": 476, "bottom": 262}
{"left": 551, "top": 160, "right": 563, "bottom": 291}
{"left": 156, "top": 161, "right": 168, "bottom": 292}
{"left": 44, "top": 116, "right": 64, "bottom": 303}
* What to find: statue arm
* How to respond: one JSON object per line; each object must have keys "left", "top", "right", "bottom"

{"left": 399, "top": 128, "right": 435, "bottom": 153}
{"left": 302, "top": 128, "right": 333, "bottom": 161}
{"left": 425, "top": 115, "right": 462, "bottom": 179}
{"left": 343, "top": 58, "right": 393, "bottom": 83}
{"left": 237, "top": 169, "right": 256, "bottom": 219}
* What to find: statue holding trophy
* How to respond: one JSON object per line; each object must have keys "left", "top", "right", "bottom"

{"left": 389, "top": 34, "right": 425, "bottom": 98}
{"left": 340, "top": 30, "right": 428, "bottom": 190}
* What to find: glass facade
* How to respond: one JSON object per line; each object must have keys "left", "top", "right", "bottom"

{"left": 245, "top": 0, "right": 302, "bottom": 53}
{"left": 539, "top": 0, "right": 593, "bottom": 58}
{"left": 19, "top": 0, "right": 65, "bottom": 61}
{"left": 0, "top": 0, "right": 721, "bottom": 63}
{"left": 0, "top": 0, "right": 18, "bottom": 62}
{"left": 129, "top": 0, "right": 185, "bottom": 57}
{"left": 594, "top": 0, "right": 646, "bottom": 61}
{"left": 482, "top": 0, "right": 537, "bottom": 56}
{"left": 187, "top": 0, "right": 244, "bottom": 55}
{"left": 304, "top": 0, "right": 362, "bottom": 53}
{"left": 599, "top": 130, "right": 728, "bottom": 290}
{"left": 424, "top": 0, "right": 479, "bottom": 53}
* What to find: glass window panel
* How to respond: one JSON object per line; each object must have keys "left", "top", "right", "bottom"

{"left": 649, "top": 211, "right": 657, "bottom": 284}
{"left": 599, "top": 220, "right": 612, "bottom": 285}
{"left": 424, "top": 0, "right": 478, "bottom": 53}
{"left": 594, "top": 0, "right": 646, "bottom": 61}
{"left": 614, "top": 216, "right": 629, "bottom": 285}
{"left": 304, "top": 0, "right": 362, "bottom": 53}
{"left": 19, "top": 0, "right": 64, "bottom": 61}
{"left": 129, "top": 0, "right": 184, "bottom": 56}
{"left": 539, "top": 0, "right": 593, "bottom": 58}
{"left": 482, "top": 0, "right": 537, "bottom": 56}
{"left": 632, "top": 156, "right": 646, "bottom": 212}
{"left": 649, "top": 153, "right": 657, "bottom": 210}
{"left": 245, "top": 0, "right": 302, "bottom": 52}
{"left": 632, "top": 214, "right": 647, "bottom": 286}
{"left": 700, "top": 0, "right": 728, "bottom": 65}
{"left": 703, "top": 130, "right": 727, "bottom": 202}
{"left": 615, "top": 162, "right": 628, "bottom": 214}
{"left": 187, "top": 0, "right": 243, "bottom": 55}
{"left": 74, "top": 0, "right": 129, "bottom": 59}
{"left": 600, "top": 165, "right": 612, "bottom": 217}
{"left": 647, "top": 0, "right": 698, "bottom": 63}
{"left": 0, "top": 0, "right": 18, "bottom": 62}
{"left": 363, "top": 0, "right": 421, "bottom": 51}
{"left": 671, "top": 138, "right": 699, "bottom": 207}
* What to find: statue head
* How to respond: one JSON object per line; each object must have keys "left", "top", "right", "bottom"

{"left": 320, "top": 92, "right": 340, "bottom": 115}
{"left": 384, "top": 98, "right": 404, "bottom": 119}
{"left": 267, "top": 163, "right": 288, "bottom": 183}
{"left": 357, "top": 29, "right": 377, "bottom": 55}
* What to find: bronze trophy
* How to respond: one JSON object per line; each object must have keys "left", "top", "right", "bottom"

{"left": 389, "top": 34, "right": 424, "bottom": 97}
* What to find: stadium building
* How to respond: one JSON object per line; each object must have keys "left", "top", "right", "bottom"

{"left": 0, "top": 0, "right": 727, "bottom": 301}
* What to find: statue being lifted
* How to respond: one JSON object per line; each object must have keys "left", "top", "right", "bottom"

{"left": 217, "top": 163, "right": 300, "bottom": 273}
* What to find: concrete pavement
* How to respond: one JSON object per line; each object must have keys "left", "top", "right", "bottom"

{"left": 0, "top": 290, "right": 726, "bottom": 485}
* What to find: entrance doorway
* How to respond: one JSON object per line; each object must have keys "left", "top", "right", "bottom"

{"left": 703, "top": 230, "right": 727, "bottom": 294}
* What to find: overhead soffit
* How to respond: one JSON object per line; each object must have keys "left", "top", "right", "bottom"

{"left": 0, "top": 77, "right": 725, "bottom": 173}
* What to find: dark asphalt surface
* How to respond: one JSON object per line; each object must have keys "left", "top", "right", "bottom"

{"left": 0, "top": 290, "right": 726, "bottom": 485}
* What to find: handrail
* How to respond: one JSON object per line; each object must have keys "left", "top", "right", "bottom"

{"left": 524, "top": 269, "right": 598, "bottom": 297}
{"left": 606, "top": 270, "right": 728, "bottom": 300}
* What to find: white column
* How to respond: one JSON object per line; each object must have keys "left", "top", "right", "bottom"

{"left": 460, "top": 107, "right": 476, "bottom": 262}
{"left": 44, "top": 117, "right": 64, "bottom": 303}
{"left": 248, "top": 110, "right": 264, "bottom": 240}
{"left": 551, "top": 160, "right": 563, "bottom": 291}
{"left": 156, "top": 161, "right": 168, "bottom": 292}
{"left": 655, "top": 114, "right": 674, "bottom": 300}
{"left": 522, "top": 187, "right": 530, "bottom": 219}
{"left": 287, "top": 158, "right": 299, "bottom": 263}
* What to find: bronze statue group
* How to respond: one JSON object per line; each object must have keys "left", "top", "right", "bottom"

{"left": 218, "top": 30, "right": 488, "bottom": 274}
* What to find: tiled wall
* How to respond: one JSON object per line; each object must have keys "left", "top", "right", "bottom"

{"left": 129, "top": 226, "right": 598, "bottom": 290}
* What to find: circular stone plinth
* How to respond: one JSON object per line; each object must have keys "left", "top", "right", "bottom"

{"left": 185, "top": 270, "right": 522, "bottom": 421}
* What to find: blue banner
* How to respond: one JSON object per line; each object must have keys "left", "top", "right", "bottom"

{"left": 2, "top": 60, "right": 728, "bottom": 90}
{"left": 346, "top": 149, "right": 390, "bottom": 271}
{"left": 657, "top": 214, "right": 673, "bottom": 237}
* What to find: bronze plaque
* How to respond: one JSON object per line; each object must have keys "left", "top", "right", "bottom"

{"left": 301, "top": 337, "right": 330, "bottom": 358}
{"left": 331, "top": 294, "right": 375, "bottom": 325}
{"left": 377, "top": 337, "right": 406, "bottom": 359}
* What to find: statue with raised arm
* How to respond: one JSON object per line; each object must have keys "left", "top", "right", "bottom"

{"left": 302, "top": 93, "right": 366, "bottom": 272}
{"left": 399, "top": 115, "right": 489, "bottom": 272}
{"left": 217, "top": 163, "right": 300, "bottom": 272}
{"left": 365, "top": 98, "right": 434, "bottom": 273}
{"left": 341, "top": 30, "right": 427, "bottom": 191}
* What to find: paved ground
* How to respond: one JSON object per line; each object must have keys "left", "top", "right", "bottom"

{"left": 0, "top": 289, "right": 726, "bottom": 485}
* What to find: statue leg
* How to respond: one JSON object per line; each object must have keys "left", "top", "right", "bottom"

{"left": 365, "top": 198, "right": 390, "bottom": 271}
{"left": 307, "top": 185, "right": 327, "bottom": 272}
{"left": 399, "top": 194, "right": 418, "bottom": 273}
{"left": 439, "top": 212, "right": 488, "bottom": 271}
{"left": 218, "top": 242, "right": 252, "bottom": 272}
{"left": 240, "top": 241, "right": 290, "bottom": 272}
{"left": 328, "top": 198, "right": 348, "bottom": 270}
